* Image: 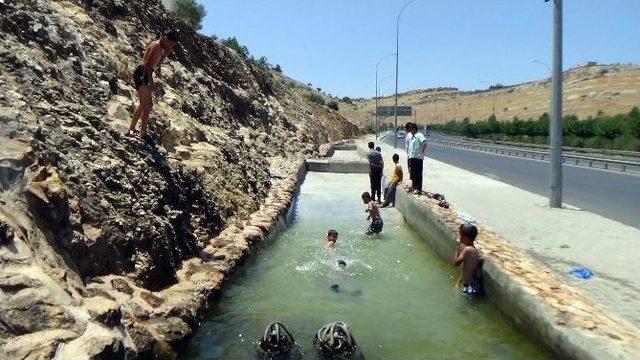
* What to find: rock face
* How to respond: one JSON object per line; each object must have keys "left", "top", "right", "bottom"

{"left": 0, "top": 0, "right": 358, "bottom": 358}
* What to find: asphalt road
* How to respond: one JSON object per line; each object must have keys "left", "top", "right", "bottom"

{"left": 384, "top": 135, "right": 640, "bottom": 229}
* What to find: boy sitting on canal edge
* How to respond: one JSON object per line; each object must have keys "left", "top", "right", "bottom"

{"left": 452, "top": 223, "right": 482, "bottom": 298}
{"left": 381, "top": 153, "right": 403, "bottom": 208}
{"left": 361, "top": 192, "right": 383, "bottom": 236}
{"left": 325, "top": 229, "right": 338, "bottom": 248}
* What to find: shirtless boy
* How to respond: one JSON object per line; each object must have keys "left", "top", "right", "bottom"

{"left": 126, "top": 30, "right": 179, "bottom": 140}
{"left": 452, "top": 223, "right": 481, "bottom": 298}
{"left": 325, "top": 229, "right": 338, "bottom": 248}
{"left": 361, "top": 192, "right": 383, "bottom": 236}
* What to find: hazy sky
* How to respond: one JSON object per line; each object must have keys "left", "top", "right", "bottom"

{"left": 200, "top": 1, "right": 640, "bottom": 98}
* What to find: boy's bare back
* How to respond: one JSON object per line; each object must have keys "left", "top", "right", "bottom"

{"left": 367, "top": 200, "right": 380, "bottom": 219}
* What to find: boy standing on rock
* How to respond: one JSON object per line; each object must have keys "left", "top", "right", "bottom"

{"left": 362, "top": 192, "right": 383, "bottom": 236}
{"left": 126, "top": 30, "right": 179, "bottom": 141}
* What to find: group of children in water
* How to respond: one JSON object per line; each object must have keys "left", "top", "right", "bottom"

{"left": 324, "top": 141, "right": 482, "bottom": 299}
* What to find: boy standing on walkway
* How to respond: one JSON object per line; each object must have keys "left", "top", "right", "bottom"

{"left": 407, "top": 123, "right": 427, "bottom": 194}
{"left": 404, "top": 122, "right": 414, "bottom": 190}
{"left": 367, "top": 142, "right": 383, "bottom": 203}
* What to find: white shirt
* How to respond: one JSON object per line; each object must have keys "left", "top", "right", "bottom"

{"left": 408, "top": 132, "right": 427, "bottom": 159}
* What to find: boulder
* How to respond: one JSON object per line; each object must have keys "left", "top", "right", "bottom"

{"left": 84, "top": 296, "right": 121, "bottom": 327}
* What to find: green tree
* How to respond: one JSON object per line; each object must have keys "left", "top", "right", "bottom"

{"left": 327, "top": 100, "right": 339, "bottom": 111}
{"left": 596, "top": 116, "right": 623, "bottom": 147}
{"left": 221, "top": 37, "right": 249, "bottom": 58}
{"left": 486, "top": 114, "right": 501, "bottom": 134}
{"left": 628, "top": 106, "right": 640, "bottom": 139}
{"left": 534, "top": 113, "right": 549, "bottom": 136}
{"left": 173, "top": 0, "right": 206, "bottom": 30}
{"left": 274, "top": 64, "right": 282, "bottom": 72}
{"left": 342, "top": 97, "right": 353, "bottom": 104}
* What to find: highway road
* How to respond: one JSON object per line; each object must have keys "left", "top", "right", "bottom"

{"left": 383, "top": 134, "right": 640, "bottom": 229}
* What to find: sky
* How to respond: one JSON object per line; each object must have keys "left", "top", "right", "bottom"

{"left": 200, "top": 1, "right": 640, "bottom": 99}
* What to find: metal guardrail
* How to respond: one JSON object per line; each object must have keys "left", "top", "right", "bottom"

{"left": 430, "top": 140, "right": 640, "bottom": 173}
{"left": 431, "top": 131, "right": 640, "bottom": 159}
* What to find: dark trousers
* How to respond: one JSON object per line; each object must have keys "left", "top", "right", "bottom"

{"left": 369, "top": 167, "right": 382, "bottom": 202}
{"left": 408, "top": 158, "right": 424, "bottom": 191}
{"left": 407, "top": 159, "right": 412, "bottom": 184}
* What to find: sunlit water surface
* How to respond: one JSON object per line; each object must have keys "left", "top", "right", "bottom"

{"left": 182, "top": 172, "right": 547, "bottom": 359}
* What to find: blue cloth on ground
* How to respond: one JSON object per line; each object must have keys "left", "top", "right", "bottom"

{"left": 570, "top": 267, "right": 593, "bottom": 279}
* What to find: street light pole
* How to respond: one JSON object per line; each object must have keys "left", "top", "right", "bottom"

{"left": 394, "top": 0, "right": 416, "bottom": 148}
{"left": 376, "top": 53, "right": 396, "bottom": 140}
{"left": 549, "top": 0, "right": 563, "bottom": 208}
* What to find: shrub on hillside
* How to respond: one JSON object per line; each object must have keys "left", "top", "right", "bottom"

{"left": 221, "top": 37, "right": 249, "bottom": 59}
{"left": 327, "top": 100, "right": 339, "bottom": 111}
{"left": 173, "top": 0, "right": 206, "bottom": 30}
{"left": 304, "top": 93, "right": 325, "bottom": 106}
{"left": 342, "top": 96, "right": 353, "bottom": 104}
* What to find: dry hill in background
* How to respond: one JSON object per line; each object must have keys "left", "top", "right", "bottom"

{"left": 340, "top": 64, "right": 640, "bottom": 127}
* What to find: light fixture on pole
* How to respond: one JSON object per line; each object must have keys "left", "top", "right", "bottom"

{"left": 376, "top": 53, "right": 397, "bottom": 139}
{"left": 394, "top": 0, "right": 417, "bottom": 148}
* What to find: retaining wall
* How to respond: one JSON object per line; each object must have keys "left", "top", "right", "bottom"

{"left": 306, "top": 158, "right": 369, "bottom": 173}
{"left": 395, "top": 189, "right": 640, "bottom": 360}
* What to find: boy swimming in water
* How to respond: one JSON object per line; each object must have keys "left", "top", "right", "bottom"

{"left": 452, "top": 223, "right": 482, "bottom": 298}
{"left": 325, "top": 229, "right": 338, "bottom": 248}
{"left": 361, "top": 192, "right": 383, "bottom": 236}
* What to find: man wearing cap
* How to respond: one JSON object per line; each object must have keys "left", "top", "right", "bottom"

{"left": 126, "top": 30, "right": 179, "bottom": 140}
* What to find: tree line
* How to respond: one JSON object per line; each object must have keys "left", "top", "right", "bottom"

{"left": 427, "top": 107, "right": 640, "bottom": 151}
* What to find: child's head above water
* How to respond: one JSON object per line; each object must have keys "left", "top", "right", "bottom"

{"left": 361, "top": 191, "right": 372, "bottom": 203}
{"left": 458, "top": 223, "right": 478, "bottom": 245}
{"left": 392, "top": 153, "right": 399, "bottom": 163}
{"left": 327, "top": 229, "right": 338, "bottom": 243}
{"left": 338, "top": 259, "right": 347, "bottom": 269}
{"left": 375, "top": 146, "right": 381, "bottom": 152}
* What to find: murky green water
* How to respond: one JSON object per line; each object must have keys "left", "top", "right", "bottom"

{"left": 182, "top": 172, "right": 548, "bottom": 359}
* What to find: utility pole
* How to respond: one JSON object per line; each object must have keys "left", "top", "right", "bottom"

{"left": 394, "top": 0, "right": 416, "bottom": 148}
{"left": 376, "top": 53, "right": 396, "bottom": 140}
{"left": 549, "top": 0, "right": 563, "bottom": 208}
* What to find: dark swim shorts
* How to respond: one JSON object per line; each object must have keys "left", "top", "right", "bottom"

{"left": 366, "top": 218, "right": 383, "bottom": 235}
{"left": 462, "top": 283, "right": 481, "bottom": 299}
{"left": 133, "top": 65, "right": 149, "bottom": 89}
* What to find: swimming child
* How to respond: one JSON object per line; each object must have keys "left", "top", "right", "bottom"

{"left": 338, "top": 259, "right": 347, "bottom": 270}
{"left": 452, "top": 223, "right": 482, "bottom": 298}
{"left": 325, "top": 229, "right": 338, "bottom": 248}
{"left": 361, "top": 192, "right": 383, "bottom": 235}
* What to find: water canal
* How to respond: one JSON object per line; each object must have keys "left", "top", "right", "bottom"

{"left": 182, "top": 172, "right": 547, "bottom": 359}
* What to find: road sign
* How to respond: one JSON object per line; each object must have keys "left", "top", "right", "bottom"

{"left": 376, "top": 105, "right": 412, "bottom": 117}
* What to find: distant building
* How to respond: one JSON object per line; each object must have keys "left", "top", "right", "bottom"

{"left": 580, "top": 61, "right": 598, "bottom": 67}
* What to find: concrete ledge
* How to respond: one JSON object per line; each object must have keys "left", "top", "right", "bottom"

{"left": 306, "top": 158, "right": 369, "bottom": 173}
{"left": 396, "top": 188, "right": 640, "bottom": 360}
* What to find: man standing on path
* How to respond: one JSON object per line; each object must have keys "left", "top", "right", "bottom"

{"left": 367, "top": 142, "right": 384, "bottom": 203}
{"left": 407, "top": 123, "right": 427, "bottom": 194}
{"left": 126, "top": 30, "right": 179, "bottom": 141}
{"left": 404, "top": 122, "right": 414, "bottom": 190}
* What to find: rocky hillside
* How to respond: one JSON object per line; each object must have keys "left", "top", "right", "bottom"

{"left": 340, "top": 64, "right": 640, "bottom": 126}
{"left": 0, "top": 0, "right": 357, "bottom": 358}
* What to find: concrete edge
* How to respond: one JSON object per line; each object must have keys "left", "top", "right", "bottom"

{"left": 395, "top": 188, "right": 640, "bottom": 360}
{"left": 306, "top": 158, "right": 369, "bottom": 173}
